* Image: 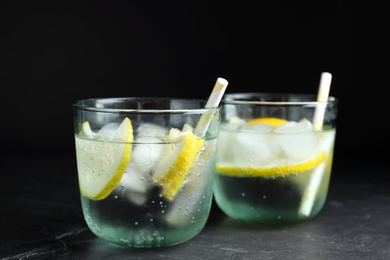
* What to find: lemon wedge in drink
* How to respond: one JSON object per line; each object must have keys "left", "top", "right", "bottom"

{"left": 216, "top": 152, "right": 326, "bottom": 177}
{"left": 75, "top": 117, "right": 133, "bottom": 200}
{"left": 153, "top": 129, "right": 204, "bottom": 201}
{"left": 246, "top": 117, "right": 287, "bottom": 127}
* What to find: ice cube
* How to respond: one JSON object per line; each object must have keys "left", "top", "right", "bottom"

{"left": 132, "top": 136, "right": 164, "bottom": 174}
{"left": 118, "top": 166, "right": 149, "bottom": 205}
{"left": 240, "top": 123, "right": 274, "bottom": 133}
{"left": 216, "top": 131, "right": 234, "bottom": 162}
{"left": 218, "top": 122, "right": 275, "bottom": 164}
{"left": 97, "top": 122, "right": 120, "bottom": 139}
{"left": 222, "top": 118, "right": 246, "bottom": 131}
{"left": 229, "top": 116, "right": 246, "bottom": 124}
{"left": 181, "top": 123, "right": 194, "bottom": 133}
{"left": 230, "top": 130, "right": 276, "bottom": 166}
{"left": 136, "top": 123, "right": 168, "bottom": 138}
{"left": 274, "top": 119, "right": 319, "bottom": 161}
{"left": 152, "top": 138, "right": 182, "bottom": 181}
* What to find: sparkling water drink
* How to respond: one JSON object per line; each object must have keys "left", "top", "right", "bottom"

{"left": 73, "top": 98, "right": 220, "bottom": 247}
{"left": 213, "top": 93, "right": 338, "bottom": 225}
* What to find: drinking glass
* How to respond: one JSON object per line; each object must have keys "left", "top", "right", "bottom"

{"left": 73, "top": 97, "right": 220, "bottom": 247}
{"left": 213, "top": 93, "right": 338, "bottom": 225}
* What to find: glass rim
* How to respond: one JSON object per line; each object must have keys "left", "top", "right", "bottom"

{"left": 73, "top": 97, "right": 218, "bottom": 113}
{"left": 222, "top": 92, "right": 338, "bottom": 105}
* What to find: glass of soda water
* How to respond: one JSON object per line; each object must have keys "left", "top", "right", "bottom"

{"left": 73, "top": 97, "right": 220, "bottom": 247}
{"left": 213, "top": 93, "right": 338, "bottom": 225}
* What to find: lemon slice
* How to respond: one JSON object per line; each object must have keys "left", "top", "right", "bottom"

{"left": 245, "top": 117, "right": 288, "bottom": 127}
{"left": 154, "top": 131, "right": 204, "bottom": 201}
{"left": 75, "top": 117, "right": 133, "bottom": 200}
{"left": 216, "top": 152, "right": 326, "bottom": 177}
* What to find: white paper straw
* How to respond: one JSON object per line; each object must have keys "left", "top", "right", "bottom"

{"left": 194, "top": 77, "right": 228, "bottom": 137}
{"left": 313, "top": 72, "right": 332, "bottom": 130}
{"left": 299, "top": 72, "right": 332, "bottom": 216}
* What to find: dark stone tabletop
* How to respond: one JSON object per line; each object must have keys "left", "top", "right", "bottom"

{"left": 1, "top": 155, "right": 389, "bottom": 260}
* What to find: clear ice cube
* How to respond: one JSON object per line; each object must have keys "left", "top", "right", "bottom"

{"left": 230, "top": 130, "right": 276, "bottom": 166}
{"left": 274, "top": 119, "right": 319, "bottom": 161}
{"left": 132, "top": 136, "right": 164, "bottom": 174}
{"left": 240, "top": 123, "right": 273, "bottom": 133}
{"left": 97, "top": 122, "right": 120, "bottom": 139}
{"left": 117, "top": 136, "right": 165, "bottom": 205}
{"left": 118, "top": 166, "right": 149, "bottom": 205}
{"left": 136, "top": 123, "right": 168, "bottom": 138}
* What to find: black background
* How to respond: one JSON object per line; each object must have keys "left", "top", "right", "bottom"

{"left": 0, "top": 1, "right": 387, "bottom": 171}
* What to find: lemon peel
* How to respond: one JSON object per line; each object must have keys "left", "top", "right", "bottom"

{"left": 154, "top": 131, "right": 204, "bottom": 201}
{"left": 216, "top": 152, "right": 326, "bottom": 177}
{"left": 76, "top": 117, "right": 133, "bottom": 200}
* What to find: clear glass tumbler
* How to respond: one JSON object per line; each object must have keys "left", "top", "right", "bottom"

{"left": 213, "top": 93, "right": 338, "bottom": 225}
{"left": 73, "top": 97, "right": 220, "bottom": 247}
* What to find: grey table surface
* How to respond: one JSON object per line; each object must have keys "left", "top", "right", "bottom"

{"left": 1, "top": 155, "right": 389, "bottom": 260}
